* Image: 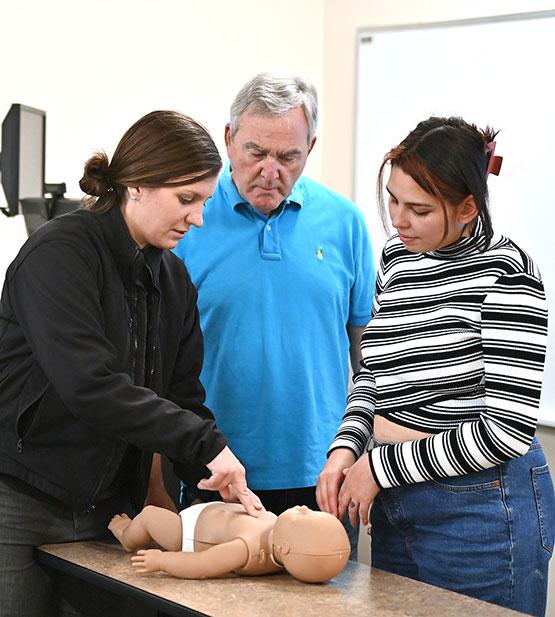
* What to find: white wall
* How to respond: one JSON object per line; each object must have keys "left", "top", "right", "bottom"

{"left": 0, "top": 0, "right": 325, "bottom": 279}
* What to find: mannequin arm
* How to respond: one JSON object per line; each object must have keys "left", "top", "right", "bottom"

{"left": 130, "top": 539, "right": 249, "bottom": 579}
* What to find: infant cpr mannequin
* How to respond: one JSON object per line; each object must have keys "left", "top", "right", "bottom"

{"left": 108, "top": 503, "right": 350, "bottom": 583}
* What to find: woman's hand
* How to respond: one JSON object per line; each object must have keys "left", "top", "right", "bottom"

{"left": 337, "top": 454, "right": 380, "bottom": 527}
{"left": 316, "top": 448, "right": 356, "bottom": 518}
{"left": 198, "top": 446, "right": 264, "bottom": 517}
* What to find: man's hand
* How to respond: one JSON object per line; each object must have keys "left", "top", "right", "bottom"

{"left": 337, "top": 454, "right": 380, "bottom": 527}
{"left": 198, "top": 446, "right": 264, "bottom": 517}
{"left": 316, "top": 448, "right": 356, "bottom": 517}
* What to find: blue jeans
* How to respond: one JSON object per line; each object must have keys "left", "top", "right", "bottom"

{"left": 370, "top": 437, "right": 554, "bottom": 616}
{"left": 0, "top": 473, "right": 135, "bottom": 617}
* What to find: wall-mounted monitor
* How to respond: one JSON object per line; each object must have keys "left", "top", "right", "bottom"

{"left": 0, "top": 104, "right": 46, "bottom": 217}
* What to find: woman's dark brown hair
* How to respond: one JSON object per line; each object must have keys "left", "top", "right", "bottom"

{"left": 79, "top": 110, "right": 222, "bottom": 212}
{"left": 377, "top": 117, "right": 498, "bottom": 248}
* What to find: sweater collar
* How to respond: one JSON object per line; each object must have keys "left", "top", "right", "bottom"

{"left": 426, "top": 217, "right": 487, "bottom": 259}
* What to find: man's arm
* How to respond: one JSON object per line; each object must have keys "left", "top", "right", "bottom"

{"left": 347, "top": 324, "right": 364, "bottom": 374}
{"left": 143, "top": 454, "right": 178, "bottom": 512}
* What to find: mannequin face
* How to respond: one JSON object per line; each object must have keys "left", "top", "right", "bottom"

{"left": 272, "top": 506, "right": 350, "bottom": 583}
{"left": 387, "top": 165, "right": 477, "bottom": 253}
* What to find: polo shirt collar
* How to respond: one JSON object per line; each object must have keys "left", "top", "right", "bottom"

{"left": 220, "top": 161, "right": 304, "bottom": 213}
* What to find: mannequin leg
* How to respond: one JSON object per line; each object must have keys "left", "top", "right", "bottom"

{"left": 109, "top": 505, "right": 182, "bottom": 552}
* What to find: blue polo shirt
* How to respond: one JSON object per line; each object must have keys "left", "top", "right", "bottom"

{"left": 173, "top": 164, "right": 375, "bottom": 490}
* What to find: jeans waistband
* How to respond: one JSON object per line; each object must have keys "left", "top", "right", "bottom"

{"left": 372, "top": 435, "right": 541, "bottom": 451}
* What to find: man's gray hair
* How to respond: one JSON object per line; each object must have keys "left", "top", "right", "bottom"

{"left": 229, "top": 73, "right": 318, "bottom": 143}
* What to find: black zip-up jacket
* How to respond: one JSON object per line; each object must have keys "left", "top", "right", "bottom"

{"left": 0, "top": 204, "right": 227, "bottom": 510}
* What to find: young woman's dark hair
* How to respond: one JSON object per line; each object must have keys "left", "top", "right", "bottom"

{"left": 79, "top": 110, "right": 222, "bottom": 212}
{"left": 377, "top": 116, "right": 498, "bottom": 248}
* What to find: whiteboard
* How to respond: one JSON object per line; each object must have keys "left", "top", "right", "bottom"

{"left": 354, "top": 12, "right": 555, "bottom": 426}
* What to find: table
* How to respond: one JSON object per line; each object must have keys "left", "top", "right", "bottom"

{"left": 36, "top": 541, "right": 524, "bottom": 616}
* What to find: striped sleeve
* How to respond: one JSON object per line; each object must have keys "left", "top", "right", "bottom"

{"left": 328, "top": 366, "right": 376, "bottom": 458}
{"left": 328, "top": 255, "right": 385, "bottom": 458}
{"left": 369, "top": 271, "right": 548, "bottom": 489}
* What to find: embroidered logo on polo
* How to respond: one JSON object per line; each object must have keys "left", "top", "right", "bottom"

{"left": 316, "top": 247, "right": 324, "bottom": 260}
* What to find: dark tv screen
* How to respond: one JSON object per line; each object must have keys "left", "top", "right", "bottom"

{"left": 1, "top": 104, "right": 46, "bottom": 217}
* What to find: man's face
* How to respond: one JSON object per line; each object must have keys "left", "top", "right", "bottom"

{"left": 225, "top": 106, "right": 315, "bottom": 215}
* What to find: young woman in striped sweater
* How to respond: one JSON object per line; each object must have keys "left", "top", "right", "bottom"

{"left": 317, "top": 117, "right": 553, "bottom": 616}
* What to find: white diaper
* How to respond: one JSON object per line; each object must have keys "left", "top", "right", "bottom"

{"left": 179, "top": 502, "right": 224, "bottom": 552}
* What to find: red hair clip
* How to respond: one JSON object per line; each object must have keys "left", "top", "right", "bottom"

{"left": 486, "top": 141, "right": 503, "bottom": 176}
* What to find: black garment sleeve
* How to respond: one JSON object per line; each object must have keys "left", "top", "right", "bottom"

{"left": 8, "top": 239, "right": 227, "bottom": 466}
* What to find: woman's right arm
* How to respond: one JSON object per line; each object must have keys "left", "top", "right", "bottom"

{"left": 8, "top": 239, "right": 225, "bottom": 465}
{"left": 317, "top": 367, "right": 377, "bottom": 516}
{"left": 317, "top": 249, "right": 386, "bottom": 516}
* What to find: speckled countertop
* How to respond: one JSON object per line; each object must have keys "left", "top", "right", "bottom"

{"left": 38, "top": 541, "right": 524, "bottom": 616}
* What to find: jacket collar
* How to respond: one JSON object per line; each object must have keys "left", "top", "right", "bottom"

{"left": 95, "top": 202, "right": 162, "bottom": 284}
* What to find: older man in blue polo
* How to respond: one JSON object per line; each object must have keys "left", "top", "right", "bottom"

{"left": 173, "top": 73, "right": 375, "bottom": 559}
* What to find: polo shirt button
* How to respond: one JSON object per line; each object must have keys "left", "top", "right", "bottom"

{"left": 266, "top": 224, "right": 272, "bottom": 231}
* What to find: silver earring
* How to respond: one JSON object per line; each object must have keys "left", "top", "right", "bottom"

{"left": 130, "top": 195, "right": 137, "bottom": 201}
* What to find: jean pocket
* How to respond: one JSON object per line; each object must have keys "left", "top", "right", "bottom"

{"left": 431, "top": 468, "right": 501, "bottom": 493}
{"left": 531, "top": 464, "right": 555, "bottom": 554}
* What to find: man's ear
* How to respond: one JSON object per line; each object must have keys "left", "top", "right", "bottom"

{"left": 224, "top": 124, "right": 232, "bottom": 148}
{"left": 458, "top": 195, "right": 478, "bottom": 225}
{"left": 307, "top": 136, "right": 317, "bottom": 156}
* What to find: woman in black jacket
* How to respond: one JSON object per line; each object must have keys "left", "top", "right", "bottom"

{"left": 0, "top": 110, "right": 261, "bottom": 616}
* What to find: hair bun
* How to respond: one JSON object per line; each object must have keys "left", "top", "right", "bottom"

{"left": 79, "top": 151, "right": 112, "bottom": 196}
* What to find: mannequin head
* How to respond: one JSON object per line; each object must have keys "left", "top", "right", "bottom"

{"left": 271, "top": 506, "right": 350, "bottom": 583}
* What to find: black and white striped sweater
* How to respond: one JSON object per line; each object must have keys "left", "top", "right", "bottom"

{"left": 329, "top": 220, "right": 548, "bottom": 489}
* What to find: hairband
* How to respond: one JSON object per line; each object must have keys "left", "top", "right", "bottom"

{"left": 485, "top": 141, "right": 503, "bottom": 177}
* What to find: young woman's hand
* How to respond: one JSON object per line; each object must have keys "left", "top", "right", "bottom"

{"left": 316, "top": 448, "right": 356, "bottom": 518}
{"left": 337, "top": 454, "right": 380, "bottom": 527}
{"left": 198, "top": 446, "right": 264, "bottom": 517}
